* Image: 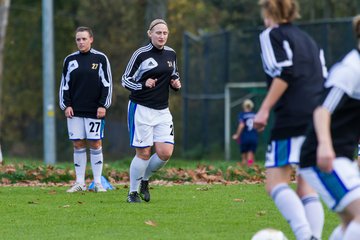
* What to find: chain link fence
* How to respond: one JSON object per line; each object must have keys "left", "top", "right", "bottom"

{"left": 182, "top": 18, "right": 355, "bottom": 160}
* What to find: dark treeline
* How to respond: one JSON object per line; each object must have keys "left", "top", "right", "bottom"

{"left": 1, "top": 0, "right": 358, "bottom": 160}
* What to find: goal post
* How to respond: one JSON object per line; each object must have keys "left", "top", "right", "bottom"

{"left": 224, "top": 82, "right": 267, "bottom": 161}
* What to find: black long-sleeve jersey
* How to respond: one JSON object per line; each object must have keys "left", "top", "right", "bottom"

{"left": 59, "top": 48, "right": 112, "bottom": 119}
{"left": 259, "top": 23, "right": 326, "bottom": 140}
{"left": 300, "top": 49, "right": 360, "bottom": 168}
{"left": 121, "top": 42, "right": 180, "bottom": 110}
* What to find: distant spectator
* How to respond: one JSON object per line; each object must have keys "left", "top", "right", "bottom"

{"left": 232, "top": 99, "right": 258, "bottom": 167}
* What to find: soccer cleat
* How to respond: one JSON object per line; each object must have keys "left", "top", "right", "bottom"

{"left": 139, "top": 180, "right": 150, "bottom": 202}
{"left": 66, "top": 183, "right": 86, "bottom": 193}
{"left": 94, "top": 183, "right": 107, "bottom": 192}
{"left": 127, "top": 191, "right": 141, "bottom": 203}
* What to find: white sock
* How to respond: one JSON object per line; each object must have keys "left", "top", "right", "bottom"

{"left": 129, "top": 156, "right": 150, "bottom": 192}
{"left": 302, "top": 194, "right": 324, "bottom": 239}
{"left": 74, "top": 148, "right": 87, "bottom": 184}
{"left": 343, "top": 221, "right": 360, "bottom": 240}
{"left": 143, "top": 153, "right": 167, "bottom": 181}
{"left": 329, "top": 225, "right": 343, "bottom": 240}
{"left": 271, "top": 184, "right": 312, "bottom": 240}
{"left": 90, "top": 147, "right": 103, "bottom": 184}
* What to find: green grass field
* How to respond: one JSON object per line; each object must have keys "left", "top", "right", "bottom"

{"left": 0, "top": 183, "right": 338, "bottom": 240}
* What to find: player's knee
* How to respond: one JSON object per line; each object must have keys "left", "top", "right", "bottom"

{"left": 73, "top": 140, "right": 87, "bottom": 149}
{"left": 88, "top": 140, "right": 102, "bottom": 150}
{"left": 157, "top": 150, "right": 173, "bottom": 161}
{"left": 265, "top": 179, "right": 284, "bottom": 195}
{"left": 296, "top": 176, "right": 316, "bottom": 198}
{"left": 136, "top": 148, "right": 151, "bottom": 160}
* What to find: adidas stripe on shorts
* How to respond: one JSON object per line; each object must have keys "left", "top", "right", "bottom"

{"left": 265, "top": 136, "right": 305, "bottom": 168}
{"left": 127, "top": 101, "right": 174, "bottom": 148}
{"left": 300, "top": 157, "right": 360, "bottom": 212}
{"left": 67, "top": 117, "right": 105, "bottom": 140}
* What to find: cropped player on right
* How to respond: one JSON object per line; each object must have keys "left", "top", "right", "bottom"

{"left": 299, "top": 15, "right": 360, "bottom": 240}
{"left": 254, "top": 0, "right": 326, "bottom": 239}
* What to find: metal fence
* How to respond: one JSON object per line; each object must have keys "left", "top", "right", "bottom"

{"left": 182, "top": 18, "right": 355, "bottom": 160}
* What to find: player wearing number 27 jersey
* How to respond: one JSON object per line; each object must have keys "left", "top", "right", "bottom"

{"left": 59, "top": 27, "right": 112, "bottom": 193}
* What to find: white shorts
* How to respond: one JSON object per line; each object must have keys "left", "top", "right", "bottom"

{"left": 127, "top": 101, "right": 174, "bottom": 148}
{"left": 265, "top": 136, "right": 305, "bottom": 168}
{"left": 300, "top": 157, "right": 360, "bottom": 212}
{"left": 67, "top": 117, "right": 105, "bottom": 140}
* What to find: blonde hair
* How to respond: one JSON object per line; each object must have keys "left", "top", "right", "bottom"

{"left": 353, "top": 15, "right": 360, "bottom": 39}
{"left": 148, "top": 19, "right": 168, "bottom": 31}
{"left": 258, "top": 0, "right": 300, "bottom": 23}
{"left": 243, "top": 99, "right": 254, "bottom": 111}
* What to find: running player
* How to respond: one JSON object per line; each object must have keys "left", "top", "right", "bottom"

{"left": 232, "top": 99, "right": 258, "bottom": 167}
{"left": 122, "top": 19, "right": 181, "bottom": 203}
{"left": 254, "top": 0, "right": 325, "bottom": 239}
{"left": 59, "top": 26, "right": 113, "bottom": 193}
{"left": 300, "top": 15, "right": 360, "bottom": 240}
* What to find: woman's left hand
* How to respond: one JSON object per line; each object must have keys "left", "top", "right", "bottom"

{"left": 97, "top": 107, "right": 106, "bottom": 119}
{"left": 171, "top": 79, "right": 181, "bottom": 89}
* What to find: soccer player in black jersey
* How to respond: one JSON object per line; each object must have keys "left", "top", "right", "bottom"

{"left": 122, "top": 19, "right": 181, "bottom": 203}
{"left": 300, "top": 15, "right": 360, "bottom": 240}
{"left": 254, "top": 1, "right": 326, "bottom": 239}
{"left": 59, "top": 27, "right": 113, "bottom": 193}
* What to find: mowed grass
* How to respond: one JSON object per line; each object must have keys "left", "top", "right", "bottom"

{"left": 0, "top": 183, "right": 338, "bottom": 240}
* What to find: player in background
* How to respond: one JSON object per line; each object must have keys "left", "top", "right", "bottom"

{"left": 232, "top": 99, "right": 258, "bottom": 167}
{"left": 253, "top": 0, "right": 326, "bottom": 239}
{"left": 300, "top": 15, "right": 360, "bottom": 240}
{"left": 59, "top": 26, "right": 113, "bottom": 193}
{"left": 122, "top": 19, "right": 181, "bottom": 203}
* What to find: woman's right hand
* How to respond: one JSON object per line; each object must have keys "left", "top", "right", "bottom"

{"left": 254, "top": 109, "right": 269, "bottom": 132}
{"left": 65, "top": 107, "right": 74, "bottom": 118}
{"left": 145, "top": 78, "right": 157, "bottom": 88}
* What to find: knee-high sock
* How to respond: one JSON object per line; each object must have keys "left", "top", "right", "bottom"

{"left": 74, "top": 148, "right": 87, "bottom": 184}
{"left": 129, "top": 156, "right": 150, "bottom": 192}
{"left": 271, "top": 183, "right": 312, "bottom": 240}
{"left": 302, "top": 194, "right": 324, "bottom": 239}
{"left": 343, "top": 220, "right": 360, "bottom": 240}
{"left": 329, "top": 225, "right": 343, "bottom": 240}
{"left": 143, "top": 153, "right": 167, "bottom": 181}
{"left": 90, "top": 148, "right": 103, "bottom": 184}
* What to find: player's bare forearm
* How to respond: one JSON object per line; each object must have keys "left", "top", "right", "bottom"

{"left": 314, "top": 107, "right": 332, "bottom": 148}
{"left": 232, "top": 123, "right": 244, "bottom": 140}
{"left": 261, "top": 78, "right": 288, "bottom": 111}
{"left": 254, "top": 78, "right": 287, "bottom": 131}
{"left": 314, "top": 106, "right": 334, "bottom": 172}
